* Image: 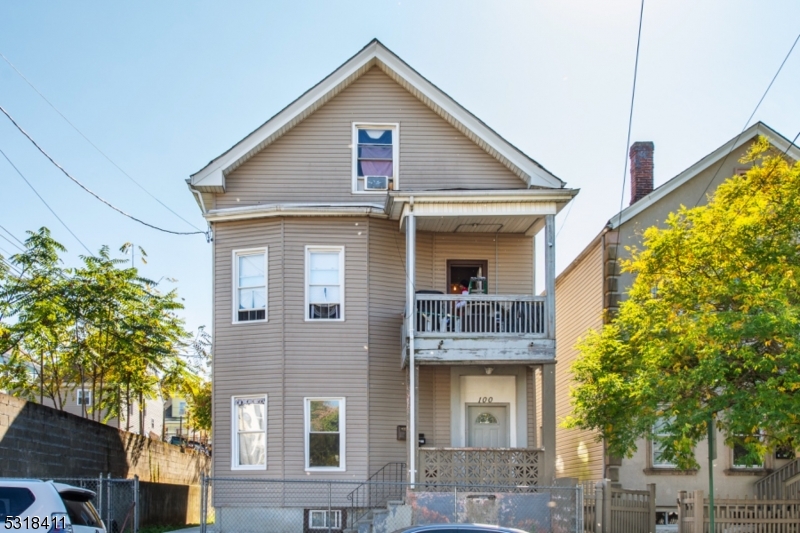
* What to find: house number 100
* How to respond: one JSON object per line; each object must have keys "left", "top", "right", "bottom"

{"left": 478, "top": 397, "right": 493, "bottom": 403}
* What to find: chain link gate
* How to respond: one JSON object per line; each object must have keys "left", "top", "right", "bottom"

{"left": 53, "top": 475, "right": 139, "bottom": 533}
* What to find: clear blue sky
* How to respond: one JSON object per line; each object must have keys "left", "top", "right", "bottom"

{"left": 1, "top": 0, "right": 799, "bottom": 336}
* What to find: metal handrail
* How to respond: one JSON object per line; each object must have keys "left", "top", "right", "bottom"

{"left": 346, "top": 461, "right": 407, "bottom": 527}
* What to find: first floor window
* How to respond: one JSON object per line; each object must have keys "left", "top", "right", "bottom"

{"left": 651, "top": 417, "right": 677, "bottom": 468}
{"left": 233, "top": 396, "right": 267, "bottom": 469}
{"left": 77, "top": 389, "right": 92, "bottom": 406}
{"left": 732, "top": 434, "right": 764, "bottom": 468}
{"left": 306, "top": 247, "right": 344, "bottom": 320}
{"left": 309, "top": 510, "right": 342, "bottom": 530}
{"left": 234, "top": 249, "right": 267, "bottom": 322}
{"left": 305, "top": 398, "right": 345, "bottom": 470}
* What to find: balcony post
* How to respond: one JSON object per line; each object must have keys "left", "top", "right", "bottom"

{"left": 406, "top": 205, "right": 417, "bottom": 485}
{"left": 545, "top": 214, "right": 556, "bottom": 339}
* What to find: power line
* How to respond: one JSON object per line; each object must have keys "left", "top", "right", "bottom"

{"left": 0, "top": 104, "right": 207, "bottom": 237}
{"left": 0, "top": 223, "right": 25, "bottom": 248}
{"left": 693, "top": 31, "right": 800, "bottom": 207}
{"left": 0, "top": 230, "right": 24, "bottom": 253}
{"left": 608, "top": 0, "right": 646, "bottom": 268}
{"left": 0, "top": 146, "right": 93, "bottom": 255}
{"left": 0, "top": 51, "right": 204, "bottom": 233}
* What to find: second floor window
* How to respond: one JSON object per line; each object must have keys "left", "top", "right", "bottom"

{"left": 353, "top": 123, "right": 398, "bottom": 192}
{"left": 234, "top": 249, "right": 267, "bottom": 323}
{"left": 306, "top": 246, "right": 344, "bottom": 321}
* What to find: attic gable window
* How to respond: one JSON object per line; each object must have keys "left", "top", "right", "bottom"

{"left": 353, "top": 123, "right": 398, "bottom": 193}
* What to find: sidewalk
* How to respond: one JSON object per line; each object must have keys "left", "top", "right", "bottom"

{"left": 164, "top": 528, "right": 201, "bottom": 533}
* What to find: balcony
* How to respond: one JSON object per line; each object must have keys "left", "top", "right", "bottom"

{"left": 403, "top": 294, "right": 554, "bottom": 366}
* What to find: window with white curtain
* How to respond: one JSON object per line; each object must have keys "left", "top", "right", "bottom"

{"left": 305, "top": 246, "right": 344, "bottom": 321}
{"left": 234, "top": 249, "right": 267, "bottom": 323}
{"left": 232, "top": 396, "right": 267, "bottom": 470}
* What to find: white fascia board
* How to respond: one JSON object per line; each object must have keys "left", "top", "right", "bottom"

{"left": 190, "top": 42, "right": 382, "bottom": 189}
{"left": 608, "top": 122, "right": 799, "bottom": 229}
{"left": 205, "top": 202, "right": 386, "bottom": 222}
{"left": 190, "top": 40, "right": 565, "bottom": 191}
{"left": 386, "top": 189, "right": 578, "bottom": 219}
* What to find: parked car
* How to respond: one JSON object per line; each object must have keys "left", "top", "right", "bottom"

{"left": 169, "top": 436, "right": 187, "bottom": 446}
{"left": 0, "top": 479, "right": 106, "bottom": 533}
{"left": 392, "top": 526, "right": 529, "bottom": 533}
{"left": 54, "top": 483, "right": 106, "bottom": 533}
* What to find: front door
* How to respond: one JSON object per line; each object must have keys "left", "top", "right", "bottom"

{"left": 467, "top": 404, "right": 509, "bottom": 447}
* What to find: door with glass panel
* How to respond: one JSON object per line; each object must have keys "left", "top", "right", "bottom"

{"left": 466, "top": 404, "right": 509, "bottom": 447}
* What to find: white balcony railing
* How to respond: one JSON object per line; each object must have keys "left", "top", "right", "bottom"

{"left": 412, "top": 294, "right": 547, "bottom": 337}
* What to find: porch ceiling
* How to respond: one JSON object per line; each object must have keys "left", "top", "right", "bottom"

{"left": 416, "top": 215, "right": 540, "bottom": 234}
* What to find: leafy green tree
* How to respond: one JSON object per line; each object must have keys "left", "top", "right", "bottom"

{"left": 565, "top": 139, "right": 800, "bottom": 469}
{"left": 186, "top": 380, "right": 212, "bottom": 433}
{"left": 0, "top": 228, "right": 202, "bottom": 433}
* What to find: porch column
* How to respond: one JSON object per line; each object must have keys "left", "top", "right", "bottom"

{"left": 542, "top": 362, "right": 556, "bottom": 484}
{"left": 542, "top": 214, "right": 556, "bottom": 483}
{"left": 406, "top": 206, "right": 417, "bottom": 485}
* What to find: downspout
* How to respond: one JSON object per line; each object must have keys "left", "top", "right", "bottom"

{"left": 406, "top": 197, "right": 416, "bottom": 486}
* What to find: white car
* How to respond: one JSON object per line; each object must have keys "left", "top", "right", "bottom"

{"left": 0, "top": 479, "right": 106, "bottom": 533}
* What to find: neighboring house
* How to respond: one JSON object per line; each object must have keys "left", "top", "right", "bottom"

{"left": 187, "top": 38, "right": 577, "bottom": 496}
{"left": 554, "top": 122, "right": 800, "bottom": 521}
{"left": 163, "top": 395, "right": 189, "bottom": 440}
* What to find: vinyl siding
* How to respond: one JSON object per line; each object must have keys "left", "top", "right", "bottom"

{"left": 367, "top": 219, "right": 409, "bottom": 472}
{"left": 416, "top": 366, "right": 451, "bottom": 448}
{"left": 212, "top": 217, "right": 369, "bottom": 480}
{"left": 527, "top": 367, "right": 537, "bottom": 448}
{"left": 554, "top": 238, "right": 604, "bottom": 481}
{"left": 218, "top": 67, "right": 525, "bottom": 208}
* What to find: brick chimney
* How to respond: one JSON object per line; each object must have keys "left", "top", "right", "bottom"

{"left": 629, "top": 141, "right": 654, "bottom": 205}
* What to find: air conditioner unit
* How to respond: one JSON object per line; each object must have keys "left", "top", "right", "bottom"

{"left": 365, "top": 176, "right": 389, "bottom": 191}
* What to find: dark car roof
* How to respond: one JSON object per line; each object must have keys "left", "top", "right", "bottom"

{"left": 393, "top": 525, "right": 529, "bottom": 533}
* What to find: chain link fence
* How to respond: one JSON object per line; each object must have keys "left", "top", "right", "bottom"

{"left": 52, "top": 476, "right": 139, "bottom": 533}
{"left": 200, "top": 477, "right": 583, "bottom": 533}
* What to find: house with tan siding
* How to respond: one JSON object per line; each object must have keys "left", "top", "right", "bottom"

{"left": 187, "top": 39, "right": 577, "bottom": 525}
{"left": 554, "top": 123, "right": 800, "bottom": 524}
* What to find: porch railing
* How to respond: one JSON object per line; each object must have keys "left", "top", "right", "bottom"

{"left": 418, "top": 448, "right": 542, "bottom": 487}
{"left": 412, "top": 294, "right": 547, "bottom": 337}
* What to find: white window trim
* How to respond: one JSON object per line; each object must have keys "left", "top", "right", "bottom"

{"left": 232, "top": 247, "right": 268, "bottom": 324}
{"left": 77, "top": 389, "right": 92, "bottom": 406}
{"left": 731, "top": 434, "right": 765, "bottom": 469}
{"left": 231, "top": 395, "right": 268, "bottom": 471}
{"left": 304, "top": 246, "right": 345, "bottom": 322}
{"left": 304, "top": 397, "right": 346, "bottom": 472}
{"left": 351, "top": 122, "right": 399, "bottom": 194}
{"left": 309, "top": 510, "right": 342, "bottom": 530}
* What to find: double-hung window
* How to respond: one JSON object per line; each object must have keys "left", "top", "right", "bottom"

{"left": 77, "top": 389, "right": 92, "bottom": 406}
{"left": 353, "top": 123, "right": 398, "bottom": 192}
{"left": 651, "top": 417, "right": 677, "bottom": 468}
{"left": 232, "top": 395, "right": 267, "bottom": 470}
{"left": 234, "top": 249, "right": 267, "bottom": 323}
{"left": 306, "top": 246, "right": 344, "bottom": 321}
{"left": 305, "top": 398, "right": 345, "bottom": 471}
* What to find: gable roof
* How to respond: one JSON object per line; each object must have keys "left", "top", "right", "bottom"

{"left": 190, "top": 39, "right": 565, "bottom": 192}
{"left": 608, "top": 122, "right": 800, "bottom": 229}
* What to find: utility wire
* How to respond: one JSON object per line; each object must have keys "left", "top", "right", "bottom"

{"left": 0, "top": 146, "right": 93, "bottom": 255}
{"left": 783, "top": 129, "right": 800, "bottom": 156}
{"left": 0, "top": 104, "right": 206, "bottom": 237}
{"left": 0, "top": 223, "right": 25, "bottom": 249}
{"left": 0, "top": 230, "right": 24, "bottom": 253}
{"left": 608, "top": 0, "right": 646, "bottom": 269}
{"left": 0, "top": 52, "right": 204, "bottom": 233}
{"left": 693, "top": 31, "right": 800, "bottom": 207}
